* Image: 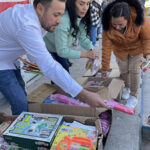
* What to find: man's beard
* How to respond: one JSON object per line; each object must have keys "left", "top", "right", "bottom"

{"left": 41, "top": 19, "right": 51, "bottom": 32}
{"left": 40, "top": 12, "right": 52, "bottom": 32}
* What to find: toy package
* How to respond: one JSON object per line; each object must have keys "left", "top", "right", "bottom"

{"left": 140, "top": 61, "right": 150, "bottom": 72}
{"left": 105, "top": 101, "right": 135, "bottom": 115}
{"left": 86, "top": 58, "right": 100, "bottom": 76}
{"left": 0, "top": 121, "right": 12, "bottom": 135}
{"left": 44, "top": 94, "right": 89, "bottom": 107}
{"left": 50, "top": 125, "right": 98, "bottom": 150}
{"left": 3, "top": 112, "right": 63, "bottom": 149}
{"left": 85, "top": 46, "right": 100, "bottom": 76}
{"left": 19, "top": 56, "right": 42, "bottom": 74}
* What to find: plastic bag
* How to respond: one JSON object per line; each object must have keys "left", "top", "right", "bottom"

{"left": 85, "top": 46, "right": 100, "bottom": 76}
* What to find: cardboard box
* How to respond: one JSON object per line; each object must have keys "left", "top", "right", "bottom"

{"left": 27, "top": 77, "right": 123, "bottom": 114}
{"left": 83, "top": 63, "right": 120, "bottom": 78}
{"left": 78, "top": 77, "right": 124, "bottom": 100}
{"left": 81, "top": 77, "right": 112, "bottom": 92}
{"left": 3, "top": 112, "right": 64, "bottom": 149}
{"left": 28, "top": 103, "right": 103, "bottom": 150}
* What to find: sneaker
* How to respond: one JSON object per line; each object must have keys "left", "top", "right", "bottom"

{"left": 125, "top": 96, "right": 138, "bottom": 109}
{"left": 122, "top": 87, "right": 130, "bottom": 100}
{"left": 97, "top": 34, "right": 102, "bottom": 39}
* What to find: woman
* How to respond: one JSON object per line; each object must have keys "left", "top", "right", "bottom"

{"left": 101, "top": 0, "right": 150, "bottom": 108}
{"left": 44, "top": 0, "right": 99, "bottom": 72}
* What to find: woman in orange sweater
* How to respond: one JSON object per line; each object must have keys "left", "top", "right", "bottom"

{"left": 101, "top": 0, "right": 150, "bottom": 108}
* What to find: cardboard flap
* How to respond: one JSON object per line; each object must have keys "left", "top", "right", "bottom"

{"left": 28, "top": 103, "right": 98, "bottom": 117}
{"left": 0, "top": 112, "right": 16, "bottom": 122}
{"left": 109, "top": 63, "right": 120, "bottom": 78}
{"left": 63, "top": 116, "right": 97, "bottom": 125}
{"left": 27, "top": 84, "right": 57, "bottom": 103}
{"left": 96, "top": 87, "right": 110, "bottom": 100}
{"left": 95, "top": 119, "right": 102, "bottom": 134}
{"left": 83, "top": 69, "right": 92, "bottom": 77}
{"left": 76, "top": 77, "right": 88, "bottom": 85}
{"left": 108, "top": 78, "right": 124, "bottom": 99}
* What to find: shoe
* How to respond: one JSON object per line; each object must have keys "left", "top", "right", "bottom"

{"left": 125, "top": 96, "right": 138, "bottom": 109}
{"left": 96, "top": 34, "right": 102, "bottom": 40}
{"left": 122, "top": 87, "right": 130, "bottom": 100}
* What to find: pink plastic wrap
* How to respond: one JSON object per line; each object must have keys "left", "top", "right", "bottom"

{"left": 49, "top": 94, "right": 89, "bottom": 106}
{"left": 105, "top": 101, "right": 135, "bottom": 115}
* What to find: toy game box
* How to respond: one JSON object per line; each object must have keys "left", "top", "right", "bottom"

{"left": 50, "top": 125, "right": 98, "bottom": 150}
{"left": 3, "top": 112, "right": 63, "bottom": 149}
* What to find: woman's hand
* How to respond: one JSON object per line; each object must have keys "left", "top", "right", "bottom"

{"left": 81, "top": 50, "right": 99, "bottom": 60}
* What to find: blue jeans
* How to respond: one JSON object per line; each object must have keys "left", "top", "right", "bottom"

{"left": 51, "top": 52, "right": 70, "bottom": 73}
{"left": 90, "top": 26, "right": 97, "bottom": 45}
{"left": 90, "top": 24, "right": 102, "bottom": 45}
{"left": 0, "top": 69, "right": 28, "bottom": 115}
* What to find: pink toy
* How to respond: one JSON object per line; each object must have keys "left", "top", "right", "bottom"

{"left": 49, "top": 94, "right": 89, "bottom": 106}
{"left": 105, "top": 101, "right": 135, "bottom": 115}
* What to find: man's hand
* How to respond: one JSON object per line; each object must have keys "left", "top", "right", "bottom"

{"left": 77, "top": 89, "right": 110, "bottom": 109}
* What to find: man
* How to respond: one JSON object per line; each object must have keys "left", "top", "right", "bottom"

{"left": 0, "top": 0, "right": 109, "bottom": 115}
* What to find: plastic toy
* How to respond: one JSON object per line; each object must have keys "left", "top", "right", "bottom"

{"left": 56, "top": 136, "right": 93, "bottom": 150}
{"left": 105, "top": 101, "right": 135, "bottom": 115}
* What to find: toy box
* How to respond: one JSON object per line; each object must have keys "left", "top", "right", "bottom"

{"left": 50, "top": 125, "right": 98, "bottom": 150}
{"left": 3, "top": 112, "right": 63, "bottom": 149}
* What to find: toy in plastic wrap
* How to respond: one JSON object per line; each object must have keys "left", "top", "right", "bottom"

{"left": 50, "top": 125, "right": 98, "bottom": 150}
{"left": 99, "top": 111, "right": 111, "bottom": 136}
{"left": 19, "top": 56, "right": 42, "bottom": 74}
{"left": 45, "top": 94, "right": 89, "bottom": 107}
{"left": 3, "top": 112, "right": 63, "bottom": 149}
{"left": 140, "top": 61, "right": 150, "bottom": 72}
{"left": 85, "top": 46, "right": 100, "bottom": 76}
{"left": 105, "top": 101, "right": 135, "bottom": 115}
{"left": 91, "top": 58, "right": 100, "bottom": 76}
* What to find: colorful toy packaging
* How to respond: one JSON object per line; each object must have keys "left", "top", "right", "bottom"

{"left": 105, "top": 101, "right": 135, "bottom": 115}
{"left": 44, "top": 94, "right": 89, "bottom": 107}
{"left": 50, "top": 125, "right": 98, "bottom": 150}
{"left": 19, "top": 56, "right": 42, "bottom": 74}
{"left": 3, "top": 112, "right": 63, "bottom": 149}
{"left": 140, "top": 61, "right": 150, "bottom": 72}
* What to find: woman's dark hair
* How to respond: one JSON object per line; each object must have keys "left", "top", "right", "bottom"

{"left": 34, "top": 0, "right": 65, "bottom": 9}
{"left": 66, "top": 0, "right": 91, "bottom": 38}
{"left": 110, "top": 2, "right": 131, "bottom": 21}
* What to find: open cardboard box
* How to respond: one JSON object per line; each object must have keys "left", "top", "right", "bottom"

{"left": 0, "top": 109, "right": 103, "bottom": 150}
{"left": 80, "top": 77, "right": 112, "bottom": 92}
{"left": 77, "top": 77, "right": 124, "bottom": 101}
{"left": 27, "top": 76, "right": 124, "bottom": 114}
{"left": 83, "top": 63, "right": 120, "bottom": 78}
{"left": 28, "top": 103, "right": 103, "bottom": 150}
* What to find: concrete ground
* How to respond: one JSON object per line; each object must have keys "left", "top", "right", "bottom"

{"left": 141, "top": 70, "right": 150, "bottom": 150}
{"left": 0, "top": 39, "right": 150, "bottom": 150}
